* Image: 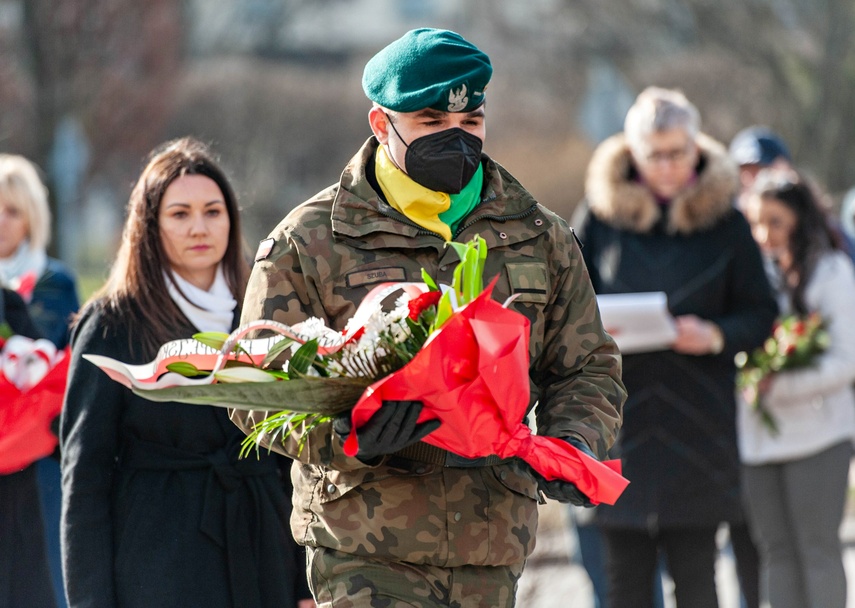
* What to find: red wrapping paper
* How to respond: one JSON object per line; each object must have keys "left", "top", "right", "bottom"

{"left": 0, "top": 350, "right": 69, "bottom": 475}
{"left": 344, "top": 285, "right": 629, "bottom": 505}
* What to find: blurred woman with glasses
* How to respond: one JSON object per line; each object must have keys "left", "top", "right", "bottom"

{"left": 573, "top": 86, "right": 776, "bottom": 608}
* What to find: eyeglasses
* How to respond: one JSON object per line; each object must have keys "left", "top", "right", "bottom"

{"left": 641, "top": 145, "right": 693, "bottom": 165}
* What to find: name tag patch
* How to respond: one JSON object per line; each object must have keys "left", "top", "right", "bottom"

{"left": 346, "top": 266, "right": 407, "bottom": 288}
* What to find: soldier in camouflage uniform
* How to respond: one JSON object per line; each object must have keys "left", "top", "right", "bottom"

{"left": 232, "top": 28, "right": 626, "bottom": 607}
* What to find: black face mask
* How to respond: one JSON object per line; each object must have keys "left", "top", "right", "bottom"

{"left": 387, "top": 119, "right": 483, "bottom": 194}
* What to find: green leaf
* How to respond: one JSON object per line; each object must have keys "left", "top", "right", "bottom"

{"left": 433, "top": 290, "right": 454, "bottom": 331}
{"left": 165, "top": 361, "right": 210, "bottom": 378}
{"left": 132, "top": 375, "right": 371, "bottom": 413}
{"left": 446, "top": 240, "right": 470, "bottom": 263}
{"left": 193, "top": 331, "right": 230, "bottom": 351}
{"left": 405, "top": 316, "right": 428, "bottom": 343}
{"left": 462, "top": 243, "right": 480, "bottom": 303}
{"left": 240, "top": 411, "right": 333, "bottom": 459}
{"left": 0, "top": 321, "right": 13, "bottom": 340}
{"left": 444, "top": 236, "right": 488, "bottom": 305}
{"left": 213, "top": 366, "right": 278, "bottom": 383}
{"left": 420, "top": 268, "right": 438, "bottom": 291}
{"left": 451, "top": 259, "right": 465, "bottom": 299}
{"left": 261, "top": 337, "right": 296, "bottom": 368}
{"left": 289, "top": 339, "right": 319, "bottom": 375}
{"left": 475, "top": 234, "right": 487, "bottom": 290}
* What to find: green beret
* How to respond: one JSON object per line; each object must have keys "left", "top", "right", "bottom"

{"left": 362, "top": 28, "right": 492, "bottom": 113}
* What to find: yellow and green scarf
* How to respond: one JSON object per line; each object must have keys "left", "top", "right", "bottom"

{"left": 375, "top": 145, "right": 483, "bottom": 241}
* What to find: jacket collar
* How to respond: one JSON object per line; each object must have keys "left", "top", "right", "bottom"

{"left": 584, "top": 132, "right": 738, "bottom": 235}
{"left": 331, "top": 137, "right": 544, "bottom": 250}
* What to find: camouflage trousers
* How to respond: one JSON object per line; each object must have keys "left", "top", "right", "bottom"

{"left": 308, "top": 546, "right": 525, "bottom": 607}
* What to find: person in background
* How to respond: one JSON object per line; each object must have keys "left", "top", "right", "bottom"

{"left": 575, "top": 86, "right": 777, "bottom": 608}
{"left": 568, "top": 504, "right": 666, "bottom": 608}
{"left": 231, "top": 28, "right": 626, "bottom": 607}
{"left": 728, "top": 126, "right": 792, "bottom": 208}
{"left": 0, "top": 286, "right": 56, "bottom": 608}
{"left": 0, "top": 154, "right": 80, "bottom": 608}
{"left": 60, "top": 138, "right": 313, "bottom": 608}
{"left": 739, "top": 169, "right": 855, "bottom": 608}
{"left": 729, "top": 127, "right": 855, "bottom": 263}
{"left": 840, "top": 187, "right": 855, "bottom": 245}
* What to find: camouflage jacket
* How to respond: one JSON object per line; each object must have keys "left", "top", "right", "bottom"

{"left": 232, "top": 137, "right": 625, "bottom": 568}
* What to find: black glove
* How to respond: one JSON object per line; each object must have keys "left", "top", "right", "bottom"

{"left": 535, "top": 436, "right": 596, "bottom": 507}
{"left": 333, "top": 400, "right": 441, "bottom": 464}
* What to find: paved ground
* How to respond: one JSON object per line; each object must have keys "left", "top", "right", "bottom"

{"left": 518, "top": 481, "right": 855, "bottom": 608}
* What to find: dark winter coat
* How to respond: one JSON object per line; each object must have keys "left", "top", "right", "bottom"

{"left": 0, "top": 289, "right": 56, "bottom": 608}
{"left": 576, "top": 133, "right": 777, "bottom": 528}
{"left": 29, "top": 258, "right": 79, "bottom": 349}
{"left": 60, "top": 304, "right": 309, "bottom": 608}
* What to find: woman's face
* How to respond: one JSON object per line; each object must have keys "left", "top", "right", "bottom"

{"left": 745, "top": 194, "right": 797, "bottom": 267}
{"left": 158, "top": 174, "right": 230, "bottom": 291}
{"left": 632, "top": 128, "right": 699, "bottom": 200}
{"left": 0, "top": 199, "right": 30, "bottom": 259}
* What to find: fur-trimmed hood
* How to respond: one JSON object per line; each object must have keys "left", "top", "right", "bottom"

{"left": 584, "top": 132, "right": 738, "bottom": 235}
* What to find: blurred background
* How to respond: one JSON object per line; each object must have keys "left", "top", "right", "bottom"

{"left": 1, "top": 0, "right": 853, "bottom": 291}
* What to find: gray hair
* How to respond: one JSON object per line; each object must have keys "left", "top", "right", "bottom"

{"left": 624, "top": 86, "right": 700, "bottom": 153}
{"left": 0, "top": 154, "right": 52, "bottom": 252}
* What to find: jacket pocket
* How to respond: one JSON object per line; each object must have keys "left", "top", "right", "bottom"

{"left": 316, "top": 466, "right": 398, "bottom": 504}
{"left": 505, "top": 262, "right": 550, "bottom": 304}
{"left": 492, "top": 460, "right": 539, "bottom": 501}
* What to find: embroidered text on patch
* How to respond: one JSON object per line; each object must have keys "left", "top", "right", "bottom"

{"left": 346, "top": 267, "right": 407, "bottom": 288}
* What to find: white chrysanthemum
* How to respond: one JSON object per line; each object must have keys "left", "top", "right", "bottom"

{"left": 292, "top": 317, "right": 344, "bottom": 348}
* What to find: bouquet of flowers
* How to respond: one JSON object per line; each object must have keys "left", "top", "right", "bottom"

{"left": 735, "top": 313, "right": 830, "bottom": 434}
{"left": 0, "top": 335, "right": 69, "bottom": 474}
{"left": 85, "top": 237, "right": 629, "bottom": 505}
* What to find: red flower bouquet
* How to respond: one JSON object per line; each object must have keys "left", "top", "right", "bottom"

{"left": 0, "top": 337, "right": 69, "bottom": 474}
{"left": 85, "top": 237, "right": 628, "bottom": 505}
{"left": 736, "top": 313, "right": 829, "bottom": 434}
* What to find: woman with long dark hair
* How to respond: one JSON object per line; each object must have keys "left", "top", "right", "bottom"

{"left": 60, "top": 138, "right": 312, "bottom": 608}
{"left": 739, "top": 169, "right": 855, "bottom": 608}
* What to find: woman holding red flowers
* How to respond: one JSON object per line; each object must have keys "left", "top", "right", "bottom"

{"left": 0, "top": 154, "right": 81, "bottom": 608}
{"left": 0, "top": 287, "right": 58, "bottom": 608}
{"left": 739, "top": 168, "right": 855, "bottom": 608}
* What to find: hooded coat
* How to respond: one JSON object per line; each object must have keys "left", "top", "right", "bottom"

{"left": 575, "top": 133, "right": 777, "bottom": 528}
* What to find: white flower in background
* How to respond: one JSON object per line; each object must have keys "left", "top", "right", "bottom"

{"left": 1, "top": 336, "right": 64, "bottom": 391}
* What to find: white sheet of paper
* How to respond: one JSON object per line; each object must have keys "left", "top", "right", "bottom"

{"left": 596, "top": 292, "right": 677, "bottom": 354}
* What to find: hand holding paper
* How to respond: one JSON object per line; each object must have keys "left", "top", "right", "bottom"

{"left": 596, "top": 292, "right": 677, "bottom": 354}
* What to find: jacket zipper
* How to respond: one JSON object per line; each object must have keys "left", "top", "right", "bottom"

{"left": 372, "top": 206, "right": 446, "bottom": 239}
{"left": 454, "top": 201, "right": 539, "bottom": 239}
{"left": 370, "top": 195, "right": 539, "bottom": 241}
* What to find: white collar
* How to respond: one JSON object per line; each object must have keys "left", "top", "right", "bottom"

{"left": 0, "top": 240, "right": 48, "bottom": 286}
{"left": 165, "top": 266, "right": 236, "bottom": 334}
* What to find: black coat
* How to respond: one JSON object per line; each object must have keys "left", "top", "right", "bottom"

{"left": 0, "top": 288, "right": 41, "bottom": 340}
{"left": 0, "top": 289, "right": 56, "bottom": 608}
{"left": 577, "top": 133, "right": 778, "bottom": 528}
{"left": 60, "top": 305, "right": 309, "bottom": 608}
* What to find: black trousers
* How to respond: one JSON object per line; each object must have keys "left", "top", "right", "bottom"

{"left": 602, "top": 525, "right": 719, "bottom": 608}
{"left": 729, "top": 521, "right": 760, "bottom": 608}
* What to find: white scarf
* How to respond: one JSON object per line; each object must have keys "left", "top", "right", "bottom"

{"left": 0, "top": 240, "right": 48, "bottom": 285}
{"left": 165, "top": 266, "right": 236, "bottom": 334}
